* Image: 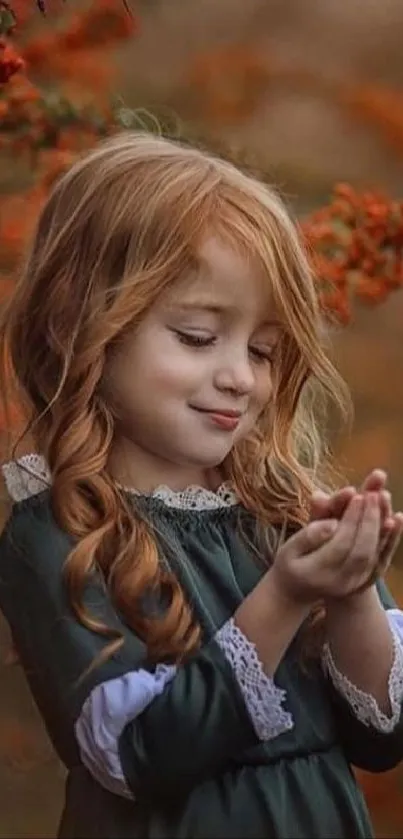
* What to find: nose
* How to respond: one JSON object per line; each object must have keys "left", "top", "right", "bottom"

{"left": 213, "top": 350, "right": 255, "bottom": 397}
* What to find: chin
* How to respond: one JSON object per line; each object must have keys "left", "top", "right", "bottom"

{"left": 197, "top": 452, "right": 232, "bottom": 469}
{"left": 178, "top": 447, "right": 231, "bottom": 470}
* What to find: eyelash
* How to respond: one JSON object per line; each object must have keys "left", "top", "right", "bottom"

{"left": 175, "top": 331, "right": 214, "bottom": 348}
{"left": 174, "top": 331, "right": 275, "bottom": 363}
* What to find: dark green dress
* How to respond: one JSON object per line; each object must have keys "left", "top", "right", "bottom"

{"left": 1, "top": 474, "right": 402, "bottom": 839}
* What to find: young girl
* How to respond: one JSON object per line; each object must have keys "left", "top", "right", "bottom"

{"left": 0, "top": 132, "right": 403, "bottom": 839}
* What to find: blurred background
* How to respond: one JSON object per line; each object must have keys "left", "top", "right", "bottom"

{"left": 0, "top": 0, "right": 402, "bottom": 835}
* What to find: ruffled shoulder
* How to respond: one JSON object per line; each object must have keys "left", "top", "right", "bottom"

{"left": 2, "top": 453, "right": 51, "bottom": 503}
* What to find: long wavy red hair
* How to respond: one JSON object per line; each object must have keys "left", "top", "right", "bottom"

{"left": 0, "top": 131, "right": 350, "bottom": 663}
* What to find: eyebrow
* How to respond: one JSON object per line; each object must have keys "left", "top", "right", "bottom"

{"left": 166, "top": 301, "right": 282, "bottom": 326}
{"left": 173, "top": 302, "right": 224, "bottom": 314}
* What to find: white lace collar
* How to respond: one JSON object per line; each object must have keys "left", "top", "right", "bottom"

{"left": 1, "top": 453, "right": 239, "bottom": 511}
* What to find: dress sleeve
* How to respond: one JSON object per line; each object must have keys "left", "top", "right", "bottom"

{"left": 0, "top": 500, "right": 293, "bottom": 804}
{"left": 322, "top": 579, "right": 403, "bottom": 772}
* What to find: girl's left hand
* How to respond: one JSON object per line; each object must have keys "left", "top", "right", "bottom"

{"left": 310, "top": 469, "right": 403, "bottom": 575}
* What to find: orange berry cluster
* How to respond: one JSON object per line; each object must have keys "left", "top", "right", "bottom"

{"left": 302, "top": 184, "right": 403, "bottom": 324}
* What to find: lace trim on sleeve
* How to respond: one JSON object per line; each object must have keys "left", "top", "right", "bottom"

{"left": 215, "top": 618, "right": 294, "bottom": 741}
{"left": 322, "top": 625, "right": 403, "bottom": 733}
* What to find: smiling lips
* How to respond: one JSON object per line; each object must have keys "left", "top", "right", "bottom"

{"left": 193, "top": 407, "right": 243, "bottom": 431}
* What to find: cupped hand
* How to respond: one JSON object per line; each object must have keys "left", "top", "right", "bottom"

{"left": 272, "top": 491, "right": 382, "bottom": 606}
{"left": 310, "top": 469, "right": 403, "bottom": 575}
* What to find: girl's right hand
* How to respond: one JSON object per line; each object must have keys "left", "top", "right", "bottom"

{"left": 269, "top": 493, "right": 381, "bottom": 607}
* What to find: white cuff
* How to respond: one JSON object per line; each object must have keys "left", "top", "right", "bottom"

{"left": 323, "top": 618, "right": 403, "bottom": 733}
{"left": 215, "top": 618, "right": 294, "bottom": 741}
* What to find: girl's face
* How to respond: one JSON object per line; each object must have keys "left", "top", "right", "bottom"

{"left": 107, "top": 237, "right": 282, "bottom": 492}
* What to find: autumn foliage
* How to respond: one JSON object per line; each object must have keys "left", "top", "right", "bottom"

{"left": 0, "top": 0, "right": 138, "bottom": 429}
{"left": 0, "top": 3, "right": 402, "bottom": 323}
{"left": 302, "top": 183, "right": 403, "bottom": 324}
{"left": 0, "top": 0, "right": 136, "bottom": 271}
{"left": 340, "top": 82, "right": 403, "bottom": 156}
{"left": 0, "top": 3, "right": 403, "bottom": 836}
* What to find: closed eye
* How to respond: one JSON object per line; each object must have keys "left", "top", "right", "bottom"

{"left": 174, "top": 330, "right": 276, "bottom": 360}
{"left": 174, "top": 330, "right": 216, "bottom": 348}
{"left": 249, "top": 346, "right": 276, "bottom": 363}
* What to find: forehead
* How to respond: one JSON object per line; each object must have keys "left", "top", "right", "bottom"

{"left": 162, "top": 237, "right": 277, "bottom": 320}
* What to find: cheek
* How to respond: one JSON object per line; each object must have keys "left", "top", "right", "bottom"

{"left": 237, "top": 371, "right": 273, "bottom": 440}
{"left": 147, "top": 351, "right": 200, "bottom": 395}
{"left": 252, "top": 368, "right": 274, "bottom": 412}
{"left": 118, "top": 343, "right": 200, "bottom": 404}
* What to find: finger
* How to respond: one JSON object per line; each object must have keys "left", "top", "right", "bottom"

{"left": 311, "top": 487, "right": 355, "bottom": 521}
{"left": 379, "top": 512, "right": 403, "bottom": 569}
{"left": 360, "top": 469, "right": 388, "bottom": 493}
{"left": 310, "top": 490, "right": 330, "bottom": 519}
{"left": 379, "top": 490, "right": 393, "bottom": 525}
{"left": 316, "top": 494, "right": 364, "bottom": 563}
{"left": 379, "top": 513, "right": 396, "bottom": 554}
{"left": 348, "top": 492, "right": 381, "bottom": 569}
{"left": 378, "top": 490, "right": 395, "bottom": 554}
{"left": 338, "top": 495, "right": 382, "bottom": 594}
{"left": 284, "top": 518, "right": 338, "bottom": 557}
